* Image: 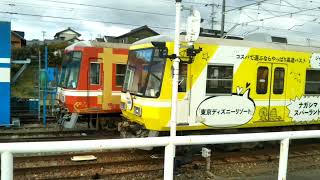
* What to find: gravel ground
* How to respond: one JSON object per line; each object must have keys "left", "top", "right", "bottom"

{"left": 9, "top": 143, "right": 320, "bottom": 179}
{"left": 174, "top": 154, "right": 320, "bottom": 180}
{"left": 90, "top": 152, "right": 320, "bottom": 180}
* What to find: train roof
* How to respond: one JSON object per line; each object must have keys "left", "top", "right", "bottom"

{"left": 133, "top": 35, "right": 320, "bottom": 53}
{"left": 65, "top": 41, "right": 131, "bottom": 51}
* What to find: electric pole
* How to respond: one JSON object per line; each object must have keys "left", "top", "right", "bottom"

{"left": 41, "top": 31, "right": 46, "bottom": 44}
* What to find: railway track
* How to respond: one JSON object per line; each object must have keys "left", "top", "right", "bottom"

{"left": 1, "top": 114, "right": 120, "bottom": 142}
{"left": 0, "top": 126, "right": 119, "bottom": 142}
{"left": 6, "top": 143, "right": 320, "bottom": 179}
{"left": 3, "top": 114, "right": 320, "bottom": 178}
{"left": 13, "top": 150, "right": 164, "bottom": 179}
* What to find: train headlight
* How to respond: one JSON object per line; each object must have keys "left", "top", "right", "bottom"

{"left": 120, "top": 102, "right": 126, "bottom": 110}
{"left": 62, "top": 95, "right": 65, "bottom": 103}
{"left": 125, "top": 92, "right": 133, "bottom": 110}
{"left": 133, "top": 106, "right": 142, "bottom": 117}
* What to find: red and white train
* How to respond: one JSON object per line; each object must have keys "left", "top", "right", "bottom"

{"left": 56, "top": 41, "right": 130, "bottom": 128}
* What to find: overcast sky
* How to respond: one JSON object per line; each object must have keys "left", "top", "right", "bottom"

{"left": 1, "top": 0, "right": 320, "bottom": 46}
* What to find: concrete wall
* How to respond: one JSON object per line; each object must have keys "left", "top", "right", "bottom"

{"left": 0, "top": 21, "right": 11, "bottom": 126}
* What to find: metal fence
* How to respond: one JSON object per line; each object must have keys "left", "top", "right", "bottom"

{"left": 2, "top": 130, "right": 320, "bottom": 180}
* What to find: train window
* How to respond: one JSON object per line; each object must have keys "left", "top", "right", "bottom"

{"left": 178, "top": 64, "right": 188, "bottom": 92}
{"left": 90, "top": 63, "right": 100, "bottom": 85}
{"left": 256, "top": 67, "right": 269, "bottom": 94}
{"left": 305, "top": 70, "right": 320, "bottom": 94}
{"left": 273, "top": 68, "right": 285, "bottom": 94}
{"left": 206, "top": 65, "right": 233, "bottom": 94}
{"left": 116, "top": 64, "right": 126, "bottom": 87}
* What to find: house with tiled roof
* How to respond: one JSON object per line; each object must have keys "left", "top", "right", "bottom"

{"left": 54, "top": 27, "right": 81, "bottom": 42}
{"left": 104, "top": 25, "right": 159, "bottom": 44}
{"left": 11, "top": 31, "right": 26, "bottom": 48}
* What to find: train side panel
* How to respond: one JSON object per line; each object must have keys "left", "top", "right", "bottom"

{"left": 121, "top": 40, "right": 320, "bottom": 131}
{"left": 188, "top": 45, "right": 313, "bottom": 129}
{"left": 58, "top": 46, "right": 104, "bottom": 114}
{"left": 58, "top": 45, "right": 128, "bottom": 114}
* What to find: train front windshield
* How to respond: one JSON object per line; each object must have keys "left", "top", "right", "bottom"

{"left": 123, "top": 48, "right": 166, "bottom": 98}
{"left": 59, "top": 51, "right": 82, "bottom": 89}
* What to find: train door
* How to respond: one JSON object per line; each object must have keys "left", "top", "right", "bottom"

{"left": 88, "top": 58, "right": 103, "bottom": 109}
{"left": 255, "top": 63, "right": 287, "bottom": 121}
{"left": 177, "top": 63, "right": 190, "bottom": 125}
{"left": 269, "top": 64, "right": 287, "bottom": 121}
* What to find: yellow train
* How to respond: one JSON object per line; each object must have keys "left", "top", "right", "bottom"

{"left": 120, "top": 35, "right": 320, "bottom": 136}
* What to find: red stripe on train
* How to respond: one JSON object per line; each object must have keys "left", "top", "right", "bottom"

{"left": 113, "top": 48, "right": 129, "bottom": 55}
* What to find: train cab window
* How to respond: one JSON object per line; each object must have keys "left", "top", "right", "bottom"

{"left": 206, "top": 65, "right": 233, "bottom": 94}
{"left": 90, "top": 63, "right": 100, "bottom": 85}
{"left": 116, "top": 64, "right": 126, "bottom": 87}
{"left": 178, "top": 64, "right": 188, "bottom": 92}
{"left": 256, "top": 67, "right": 269, "bottom": 94}
{"left": 305, "top": 70, "right": 320, "bottom": 94}
{"left": 273, "top": 68, "right": 285, "bottom": 94}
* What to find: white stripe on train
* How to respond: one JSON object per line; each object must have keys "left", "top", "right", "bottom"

{"left": 58, "top": 89, "right": 121, "bottom": 96}
{"left": 120, "top": 98, "right": 289, "bottom": 108}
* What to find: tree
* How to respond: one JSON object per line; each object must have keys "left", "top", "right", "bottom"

{"left": 11, "top": 41, "right": 69, "bottom": 66}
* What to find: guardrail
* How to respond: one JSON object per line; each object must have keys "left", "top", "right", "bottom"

{"left": 2, "top": 130, "right": 320, "bottom": 180}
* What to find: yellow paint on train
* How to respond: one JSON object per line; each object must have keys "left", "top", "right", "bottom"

{"left": 121, "top": 36, "right": 320, "bottom": 131}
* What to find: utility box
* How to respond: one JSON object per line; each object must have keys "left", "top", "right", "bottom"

{"left": 0, "top": 21, "right": 11, "bottom": 127}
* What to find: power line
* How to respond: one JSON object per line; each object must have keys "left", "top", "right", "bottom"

{"left": 0, "top": 1, "right": 197, "bottom": 21}
{"left": 0, "top": 1, "right": 74, "bottom": 11}
{"left": 28, "top": 0, "right": 176, "bottom": 17}
{"left": 6, "top": 0, "right": 320, "bottom": 21}
{"left": 6, "top": 9, "right": 320, "bottom": 38}
{"left": 3, "top": 0, "right": 320, "bottom": 39}
{"left": 4, "top": 7, "right": 320, "bottom": 34}
{"left": 0, "top": 10, "right": 175, "bottom": 30}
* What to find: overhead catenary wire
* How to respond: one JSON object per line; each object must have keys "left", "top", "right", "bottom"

{"left": 226, "top": 0, "right": 269, "bottom": 12}
{"left": 11, "top": 0, "right": 320, "bottom": 18}
{"left": 0, "top": 11, "right": 175, "bottom": 30}
{"left": 19, "top": 0, "right": 176, "bottom": 17}
{"left": 5, "top": 0, "right": 320, "bottom": 22}
{"left": 244, "top": 5, "right": 320, "bottom": 24}
{"left": 2, "top": 0, "right": 320, "bottom": 40}
{"left": 3, "top": 9, "right": 320, "bottom": 38}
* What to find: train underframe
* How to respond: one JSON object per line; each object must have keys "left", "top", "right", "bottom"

{"left": 55, "top": 105, "right": 121, "bottom": 130}
{"left": 119, "top": 116, "right": 320, "bottom": 146}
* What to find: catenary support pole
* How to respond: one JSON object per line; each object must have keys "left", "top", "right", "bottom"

{"left": 220, "top": 0, "right": 226, "bottom": 38}
{"left": 1, "top": 151, "right": 13, "bottom": 180}
{"left": 278, "top": 138, "right": 290, "bottom": 180}
{"left": 164, "top": 0, "right": 181, "bottom": 179}
{"left": 211, "top": 3, "right": 214, "bottom": 30}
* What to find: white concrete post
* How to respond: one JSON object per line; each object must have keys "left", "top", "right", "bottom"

{"left": 170, "top": 0, "right": 181, "bottom": 139}
{"left": 278, "top": 138, "right": 290, "bottom": 180}
{"left": 164, "top": 143, "right": 175, "bottom": 180}
{"left": 165, "top": 0, "right": 182, "bottom": 179}
{"left": 1, "top": 151, "right": 13, "bottom": 180}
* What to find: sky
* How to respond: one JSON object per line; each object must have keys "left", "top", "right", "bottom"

{"left": 1, "top": 0, "right": 320, "bottom": 46}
